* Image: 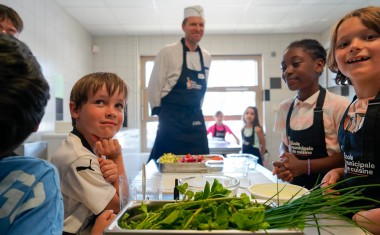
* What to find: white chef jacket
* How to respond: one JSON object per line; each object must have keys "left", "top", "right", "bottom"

{"left": 148, "top": 40, "right": 211, "bottom": 112}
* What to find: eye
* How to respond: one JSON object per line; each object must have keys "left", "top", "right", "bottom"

{"left": 364, "top": 33, "right": 379, "bottom": 41}
{"left": 292, "top": 61, "right": 301, "bottom": 68}
{"left": 115, "top": 103, "right": 124, "bottom": 109}
{"left": 336, "top": 40, "right": 349, "bottom": 49}
{"left": 95, "top": 100, "right": 105, "bottom": 105}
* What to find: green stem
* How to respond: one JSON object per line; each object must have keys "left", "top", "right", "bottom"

{"left": 183, "top": 207, "right": 203, "bottom": 229}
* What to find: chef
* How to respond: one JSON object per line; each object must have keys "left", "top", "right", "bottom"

{"left": 147, "top": 5, "right": 211, "bottom": 162}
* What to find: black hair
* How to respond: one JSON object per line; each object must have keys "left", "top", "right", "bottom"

{"left": 0, "top": 34, "right": 49, "bottom": 157}
{"left": 285, "top": 39, "right": 326, "bottom": 77}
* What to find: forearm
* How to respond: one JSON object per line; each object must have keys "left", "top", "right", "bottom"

{"left": 308, "top": 152, "right": 345, "bottom": 175}
{"left": 111, "top": 155, "right": 126, "bottom": 195}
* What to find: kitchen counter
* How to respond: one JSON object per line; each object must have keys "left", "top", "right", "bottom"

{"left": 208, "top": 139, "right": 241, "bottom": 155}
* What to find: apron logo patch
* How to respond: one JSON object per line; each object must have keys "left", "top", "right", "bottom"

{"left": 192, "top": 121, "right": 202, "bottom": 126}
{"left": 198, "top": 73, "right": 205, "bottom": 79}
{"left": 186, "top": 77, "right": 202, "bottom": 90}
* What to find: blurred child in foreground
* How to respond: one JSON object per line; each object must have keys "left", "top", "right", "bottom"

{"left": 0, "top": 32, "right": 62, "bottom": 235}
{"left": 322, "top": 6, "right": 380, "bottom": 234}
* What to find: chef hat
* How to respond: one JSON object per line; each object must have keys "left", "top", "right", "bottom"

{"left": 184, "top": 5, "right": 204, "bottom": 19}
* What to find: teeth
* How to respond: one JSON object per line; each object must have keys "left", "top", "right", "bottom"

{"left": 348, "top": 57, "right": 369, "bottom": 63}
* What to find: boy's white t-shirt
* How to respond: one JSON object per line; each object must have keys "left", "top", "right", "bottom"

{"left": 51, "top": 133, "right": 116, "bottom": 234}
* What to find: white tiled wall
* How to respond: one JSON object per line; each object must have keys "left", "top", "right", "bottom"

{"left": 0, "top": 0, "right": 94, "bottom": 142}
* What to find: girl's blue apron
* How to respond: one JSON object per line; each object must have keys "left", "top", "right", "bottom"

{"left": 241, "top": 128, "right": 263, "bottom": 165}
{"left": 149, "top": 38, "right": 209, "bottom": 162}
{"left": 338, "top": 91, "right": 380, "bottom": 208}
{"left": 286, "top": 87, "right": 328, "bottom": 189}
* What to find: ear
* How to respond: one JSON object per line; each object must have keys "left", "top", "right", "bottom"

{"left": 33, "top": 124, "right": 39, "bottom": 132}
{"left": 69, "top": 101, "right": 80, "bottom": 119}
{"left": 315, "top": 58, "right": 325, "bottom": 74}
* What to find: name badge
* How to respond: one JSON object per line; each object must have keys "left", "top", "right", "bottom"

{"left": 198, "top": 73, "right": 205, "bottom": 79}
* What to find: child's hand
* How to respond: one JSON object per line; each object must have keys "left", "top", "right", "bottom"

{"left": 95, "top": 138, "right": 122, "bottom": 160}
{"left": 321, "top": 168, "right": 343, "bottom": 195}
{"left": 280, "top": 153, "right": 307, "bottom": 178}
{"left": 91, "top": 210, "right": 116, "bottom": 235}
{"left": 98, "top": 157, "right": 118, "bottom": 183}
{"left": 272, "top": 156, "right": 294, "bottom": 182}
{"left": 353, "top": 208, "right": 380, "bottom": 235}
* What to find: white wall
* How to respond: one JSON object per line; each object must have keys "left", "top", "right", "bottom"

{"left": 1, "top": 0, "right": 94, "bottom": 142}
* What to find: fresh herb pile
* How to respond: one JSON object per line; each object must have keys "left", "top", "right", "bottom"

{"left": 118, "top": 178, "right": 380, "bottom": 232}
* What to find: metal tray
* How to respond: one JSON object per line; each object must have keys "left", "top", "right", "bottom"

{"left": 104, "top": 200, "right": 303, "bottom": 234}
{"left": 157, "top": 154, "right": 224, "bottom": 173}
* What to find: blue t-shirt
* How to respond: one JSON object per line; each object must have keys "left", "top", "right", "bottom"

{"left": 0, "top": 156, "right": 63, "bottom": 235}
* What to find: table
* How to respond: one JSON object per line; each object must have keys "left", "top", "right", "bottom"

{"left": 208, "top": 139, "right": 241, "bottom": 155}
{"left": 127, "top": 160, "right": 371, "bottom": 235}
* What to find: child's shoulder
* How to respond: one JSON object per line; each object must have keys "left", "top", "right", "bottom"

{"left": 325, "top": 91, "right": 350, "bottom": 107}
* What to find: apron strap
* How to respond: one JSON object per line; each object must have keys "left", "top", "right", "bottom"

{"left": 286, "top": 87, "right": 326, "bottom": 138}
{"left": 180, "top": 38, "right": 206, "bottom": 75}
{"left": 313, "top": 86, "right": 326, "bottom": 143}
{"left": 361, "top": 91, "right": 380, "bottom": 161}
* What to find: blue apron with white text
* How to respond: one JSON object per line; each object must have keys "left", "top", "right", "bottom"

{"left": 338, "top": 92, "right": 380, "bottom": 207}
{"left": 286, "top": 87, "right": 328, "bottom": 189}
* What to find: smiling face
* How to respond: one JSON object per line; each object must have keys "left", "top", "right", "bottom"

{"left": 281, "top": 47, "right": 324, "bottom": 95}
{"left": 182, "top": 16, "right": 204, "bottom": 49}
{"left": 70, "top": 84, "right": 126, "bottom": 147}
{"left": 334, "top": 17, "right": 380, "bottom": 92}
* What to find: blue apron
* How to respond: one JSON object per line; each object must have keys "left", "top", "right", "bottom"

{"left": 286, "top": 87, "right": 328, "bottom": 189}
{"left": 241, "top": 128, "right": 263, "bottom": 165}
{"left": 338, "top": 92, "right": 380, "bottom": 207}
{"left": 149, "top": 38, "right": 209, "bottom": 162}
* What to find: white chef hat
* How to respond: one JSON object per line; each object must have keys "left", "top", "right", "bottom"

{"left": 184, "top": 5, "right": 204, "bottom": 19}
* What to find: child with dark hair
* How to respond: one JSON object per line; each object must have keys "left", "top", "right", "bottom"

{"left": 207, "top": 110, "right": 240, "bottom": 144}
{"left": 0, "top": 33, "right": 62, "bottom": 234}
{"left": 272, "top": 38, "right": 349, "bottom": 190}
{"left": 51, "top": 72, "right": 129, "bottom": 234}
{"left": 0, "top": 3, "right": 23, "bottom": 36}
{"left": 322, "top": 6, "right": 380, "bottom": 234}
{"left": 241, "top": 106, "right": 266, "bottom": 165}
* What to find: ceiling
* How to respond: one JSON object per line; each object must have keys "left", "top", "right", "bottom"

{"left": 55, "top": 0, "right": 380, "bottom": 36}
